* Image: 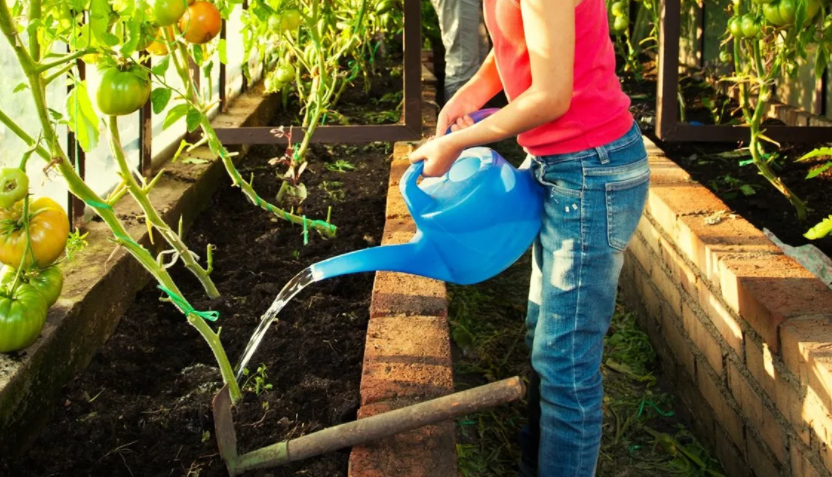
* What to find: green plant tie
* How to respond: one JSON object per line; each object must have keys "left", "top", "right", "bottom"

{"left": 302, "top": 215, "right": 309, "bottom": 245}
{"left": 83, "top": 198, "right": 112, "bottom": 210}
{"left": 321, "top": 112, "right": 327, "bottom": 125}
{"left": 157, "top": 284, "right": 219, "bottom": 322}
{"left": 370, "top": 41, "right": 381, "bottom": 63}
{"left": 636, "top": 399, "right": 674, "bottom": 419}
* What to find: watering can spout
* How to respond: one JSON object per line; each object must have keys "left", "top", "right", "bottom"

{"left": 308, "top": 237, "right": 451, "bottom": 282}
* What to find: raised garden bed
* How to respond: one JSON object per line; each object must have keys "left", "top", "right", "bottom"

{"left": 0, "top": 141, "right": 390, "bottom": 477}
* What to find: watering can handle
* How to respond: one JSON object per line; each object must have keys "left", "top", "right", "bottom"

{"left": 445, "top": 108, "right": 500, "bottom": 136}
{"left": 400, "top": 160, "right": 434, "bottom": 213}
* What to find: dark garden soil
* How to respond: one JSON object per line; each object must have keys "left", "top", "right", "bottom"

{"left": 624, "top": 60, "right": 832, "bottom": 259}
{"left": 0, "top": 140, "right": 392, "bottom": 477}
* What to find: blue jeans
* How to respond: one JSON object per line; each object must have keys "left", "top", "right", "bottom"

{"left": 519, "top": 122, "right": 650, "bottom": 477}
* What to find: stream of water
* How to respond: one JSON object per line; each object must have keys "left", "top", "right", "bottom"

{"left": 234, "top": 267, "right": 316, "bottom": 382}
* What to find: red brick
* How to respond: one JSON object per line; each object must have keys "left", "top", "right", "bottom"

{"left": 652, "top": 260, "right": 683, "bottom": 319}
{"left": 349, "top": 399, "right": 457, "bottom": 477}
{"left": 659, "top": 237, "right": 699, "bottom": 299}
{"left": 699, "top": 286, "right": 744, "bottom": 357}
{"left": 745, "top": 338, "right": 776, "bottom": 400}
{"left": 370, "top": 272, "right": 446, "bottom": 318}
{"left": 727, "top": 363, "right": 788, "bottom": 464}
{"left": 699, "top": 363, "right": 744, "bottom": 448}
{"left": 684, "top": 303, "right": 724, "bottom": 376}
{"left": 662, "top": 311, "right": 696, "bottom": 378}
{"left": 718, "top": 254, "right": 832, "bottom": 351}
{"left": 361, "top": 316, "right": 453, "bottom": 406}
{"left": 746, "top": 432, "right": 780, "bottom": 477}
{"left": 790, "top": 438, "right": 824, "bottom": 477}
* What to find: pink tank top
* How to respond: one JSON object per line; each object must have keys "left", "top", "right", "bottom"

{"left": 483, "top": 0, "right": 633, "bottom": 156}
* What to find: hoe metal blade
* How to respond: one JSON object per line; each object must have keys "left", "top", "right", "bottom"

{"left": 212, "top": 376, "right": 526, "bottom": 476}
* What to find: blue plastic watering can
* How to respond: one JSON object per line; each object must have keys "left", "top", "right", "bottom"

{"left": 309, "top": 109, "right": 544, "bottom": 285}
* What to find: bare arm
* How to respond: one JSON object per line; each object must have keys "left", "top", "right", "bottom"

{"left": 436, "top": 50, "right": 504, "bottom": 137}
{"left": 412, "top": 0, "right": 575, "bottom": 175}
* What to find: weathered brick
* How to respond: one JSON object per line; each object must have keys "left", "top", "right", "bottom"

{"left": 714, "top": 426, "right": 751, "bottom": 477}
{"left": 380, "top": 217, "right": 418, "bottom": 246}
{"left": 699, "top": 286, "right": 744, "bottom": 357}
{"left": 659, "top": 237, "right": 699, "bottom": 300}
{"left": 662, "top": 310, "right": 696, "bottom": 378}
{"left": 683, "top": 303, "right": 724, "bottom": 375}
{"left": 746, "top": 432, "right": 780, "bottom": 477}
{"left": 637, "top": 216, "right": 662, "bottom": 255}
{"left": 780, "top": 315, "right": 832, "bottom": 411}
{"left": 790, "top": 438, "right": 824, "bottom": 477}
{"left": 350, "top": 399, "right": 457, "bottom": 477}
{"left": 652, "top": 260, "right": 683, "bottom": 319}
{"left": 727, "top": 363, "right": 787, "bottom": 464}
{"left": 628, "top": 234, "right": 653, "bottom": 277}
{"left": 745, "top": 338, "right": 776, "bottom": 400}
{"left": 699, "top": 362, "right": 744, "bottom": 448}
{"left": 773, "top": 374, "right": 810, "bottom": 445}
{"left": 641, "top": 275, "right": 663, "bottom": 325}
{"left": 370, "top": 272, "right": 446, "bottom": 318}
{"left": 361, "top": 316, "right": 453, "bottom": 406}
{"left": 718, "top": 255, "right": 832, "bottom": 351}
{"left": 677, "top": 366, "right": 716, "bottom": 448}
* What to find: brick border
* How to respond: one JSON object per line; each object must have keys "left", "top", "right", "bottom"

{"left": 619, "top": 137, "right": 832, "bottom": 477}
{"left": 0, "top": 84, "right": 280, "bottom": 454}
{"left": 347, "top": 55, "right": 459, "bottom": 477}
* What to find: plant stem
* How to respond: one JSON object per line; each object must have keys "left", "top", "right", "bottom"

{"left": 107, "top": 116, "right": 220, "bottom": 298}
{"left": 0, "top": 0, "right": 242, "bottom": 403}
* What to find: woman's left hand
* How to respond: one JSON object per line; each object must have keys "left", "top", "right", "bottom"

{"left": 408, "top": 135, "right": 464, "bottom": 177}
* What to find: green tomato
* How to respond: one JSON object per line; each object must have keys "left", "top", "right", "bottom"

{"left": 719, "top": 50, "right": 733, "bottom": 63}
{"left": 276, "top": 64, "right": 296, "bottom": 83}
{"left": 613, "top": 15, "right": 629, "bottom": 33}
{"left": 807, "top": 0, "right": 821, "bottom": 20}
{"left": 376, "top": 0, "right": 397, "bottom": 14}
{"left": 611, "top": 1, "right": 626, "bottom": 16}
{"left": 154, "top": 0, "right": 187, "bottom": 27}
{"left": 741, "top": 14, "right": 761, "bottom": 37}
{"left": 779, "top": 0, "right": 796, "bottom": 24}
{"left": 268, "top": 14, "right": 284, "bottom": 33}
{"left": 763, "top": 1, "right": 786, "bottom": 25}
{"left": 0, "top": 283, "right": 48, "bottom": 353}
{"left": 282, "top": 9, "right": 302, "bottom": 30}
{"left": 0, "top": 169, "right": 28, "bottom": 209}
{"left": 1, "top": 265, "right": 63, "bottom": 308}
{"left": 96, "top": 66, "right": 151, "bottom": 116}
{"left": 728, "top": 16, "right": 745, "bottom": 37}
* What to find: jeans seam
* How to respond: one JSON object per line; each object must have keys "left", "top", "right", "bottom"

{"left": 573, "top": 157, "right": 588, "bottom": 474}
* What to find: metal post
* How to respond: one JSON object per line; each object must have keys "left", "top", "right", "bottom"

{"left": 656, "top": 0, "right": 681, "bottom": 140}
{"left": 139, "top": 55, "right": 153, "bottom": 177}
{"left": 67, "top": 58, "right": 86, "bottom": 230}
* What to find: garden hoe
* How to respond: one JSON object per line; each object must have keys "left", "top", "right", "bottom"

{"left": 212, "top": 376, "right": 525, "bottom": 475}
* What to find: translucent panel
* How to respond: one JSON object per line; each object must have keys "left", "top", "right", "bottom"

{"left": 0, "top": 38, "right": 70, "bottom": 212}
{"left": 226, "top": 8, "right": 245, "bottom": 101}
{"left": 151, "top": 55, "right": 187, "bottom": 161}
{"left": 84, "top": 65, "right": 141, "bottom": 198}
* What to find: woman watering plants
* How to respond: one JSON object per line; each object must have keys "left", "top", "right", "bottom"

{"left": 408, "top": 0, "right": 649, "bottom": 474}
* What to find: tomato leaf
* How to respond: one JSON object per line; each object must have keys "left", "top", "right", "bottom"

{"left": 806, "top": 162, "right": 832, "bottom": 179}
{"left": 13, "top": 83, "right": 28, "bottom": 93}
{"left": 797, "top": 147, "right": 832, "bottom": 162}
{"left": 163, "top": 103, "right": 189, "bottom": 130}
{"left": 815, "top": 43, "right": 829, "bottom": 80}
{"left": 120, "top": 15, "right": 142, "bottom": 57}
{"left": 739, "top": 184, "right": 756, "bottom": 196}
{"left": 90, "top": 0, "right": 118, "bottom": 47}
{"left": 186, "top": 107, "right": 202, "bottom": 133}
{"left": 150, "top": 88, "right": 172, "bottom": 115}
{"left": 65, "top": 81, "right": 100, "bottom": 153}
{"left": 218, "top": 39, "right": 228, "bottom": 65}
{"left": 805, "top": 216, "right": 832, "bottom": 240}
{"left": 151, "top": 55, "right": 170, "bottom": 76}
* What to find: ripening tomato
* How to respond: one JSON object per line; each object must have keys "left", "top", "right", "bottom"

{"left": 741, "top": 14, "right": 761, "bottom": 37}
{"left": 779, "top": 0, "right": 796, "bottom": 24}
{"left": 0, "top": 197, "right": 69, "bottom": 270}
{"left": 282, "top": 9, "right": 302, "bottom": 30}
{"left": 807, "top": 0, "right": 821, "bottom": 19}
{"left": 0, "top": 283, "right": 49, "bottom": 353}
{"left": 763, "top": 1, "right": 786, "bottom": 25}
{"left": 1, "top": 265, "right": 63, "bottom": 307}
{"left": 96, "top": 65, "right": 151, "bottom": 116}
{"left": 147, "top": 40, "right": 169, "bottom": 55}
{"left": 179, "top": 1, "right": 222, "bottom": 44}
{"left": 154, "top": 0, "right": 188, "bottom": 27}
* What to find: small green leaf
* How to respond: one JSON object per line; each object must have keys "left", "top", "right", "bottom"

{"left": 805, "top": 216, "right": 832, "bottom": 240}
{"left": 192, "top": 44, "right": 204, "bottom": 65}
{"left": 150, "top": 88, "right": 172, "bottom": 115}
{"left": 151, "top": 55, "right": 170, "bottom": 76}
{"left": 48, "top": 108, "right": 64, "bottom": 121}
{"left": 13, "top": 83, "right": 28, "bottom": 93}
{"left": 739, "top": 184, "right": 756, "bottom": 196}
{"left": 66, "top": 81, "right": 100, "bottom": 153}
{"left": 798, "top": 147, "right": 832, "bottom": 162}
{"left": 806, "top": 162, "right": 832, "bottom": 179}
{"left": 186, "top": 107, "right": 202, "bottom": 133}
{"left": 815, "top": 43, "right": 829, "bottom": 80}
{"left": 218, "top": 39, "right": 228, "bottom": 65}
{"left": 163, "top": 103, "right": 189, "bottom": 130}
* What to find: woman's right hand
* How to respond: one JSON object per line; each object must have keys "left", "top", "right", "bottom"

{"left": 435, "top": 94, "right": 480, "bottom": 138}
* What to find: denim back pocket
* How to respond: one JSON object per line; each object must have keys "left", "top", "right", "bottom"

{"left": 605, "top": 168, "right": 650, "bottom": 251}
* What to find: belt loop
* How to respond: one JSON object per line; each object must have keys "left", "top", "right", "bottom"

{"left": 595, "top": 146, "right": 610, "bottom": 165}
